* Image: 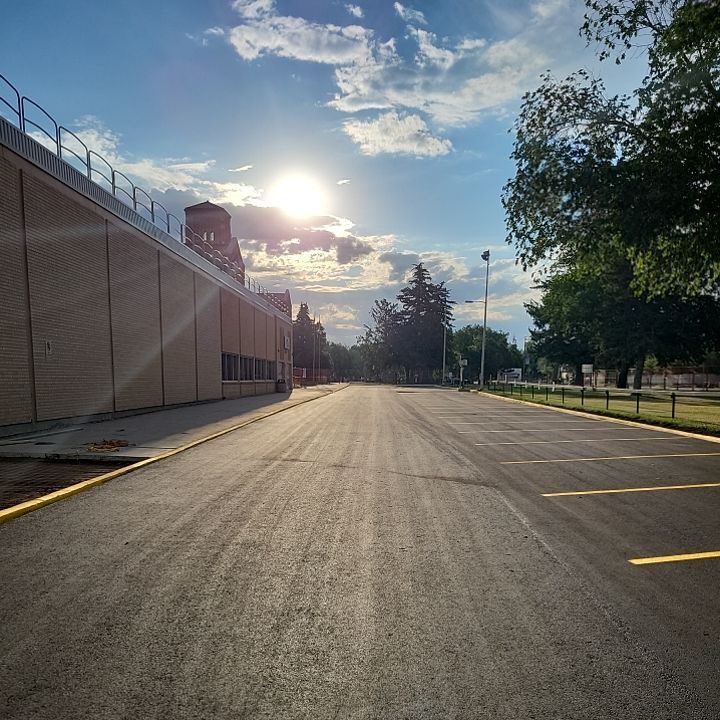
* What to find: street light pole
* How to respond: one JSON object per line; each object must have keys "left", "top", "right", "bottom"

{"left": 479, "top": 250, "right": 490, "bottom": 388}
{"left": 442, "top": 322, "right": 447, "bottom": 385}
{"left": 464, "top": 251, "right": 491, "bottom": 387}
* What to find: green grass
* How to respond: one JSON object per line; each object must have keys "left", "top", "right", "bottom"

{"left": 483, "top": 386, "right": 720, "bottom": 437}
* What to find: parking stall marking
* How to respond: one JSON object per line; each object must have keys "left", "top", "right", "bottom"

{"left": 474, "top": 437, "right": 685, "bottom": 447}
{"left": 456, "top": 427, "right": 655, "bottom": 434}
{"left": 543, "top": 481, "right": 720, "bottom": 497}
{"left": 501, "top": 452, "right": 720, "bottom": 465}
{"left": 448, "top": 419, "right": 606, "bottom": 426}
{"left": 629, "top": 550, "right": 720, "bottom": 566}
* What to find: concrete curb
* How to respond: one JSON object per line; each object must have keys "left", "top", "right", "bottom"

{"left": 478, "top": 390, "right": 720, "bottom": 446}
{"left": 0, "top": 385, "right": 349, "bottom": 526}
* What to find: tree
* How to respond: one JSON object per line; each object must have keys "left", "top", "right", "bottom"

{"left": 327, "top": 342, "right": 352, "bottom": 380}
{"left": 504, "top": 0, "right": 720, "bottom": 297}
{"left": 527, "top": 254, "right": 720, "bottom": 387}
{"left": 396, "top": 263, "right": 453, "bottom": 382}
{"left": 292, "top": 303, "right": 330, "bottom": 371}
{"left": 452, "top": 326, "right": 523, "bottom": 383}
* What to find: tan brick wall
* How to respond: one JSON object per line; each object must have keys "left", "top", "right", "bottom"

{"left": 23, "top": 173, "right": 113, "bottom": 421}
{"left": 222, "top": 383, "right": 241, "bottom": 399}
{"left": 220, "top": 289, "right": 240, "bottom": 354}
{"left": 159, "top": 253, "right": 197, "bottom": 405}
{"left": 239, "top": 298, "right": 254, "bottom": 357}
{"left": 0, "top": 159, "right": 33, "bottom": 426}
{"left": 0, "top": 148, "right": 290, "bottom": 426}
{"left": 254, "top": 307, "right": 267, "bottom": 360}
{"left": 276, "top": 318, "right": 292, "bottom": 374}
{"left": 195, "top": 275, "right": 221, "bottom": 401}
{"left": 266, "top": 313, "right": 274, "bottom": 363}
{"left": 108, "top": 225, "right": 163, "bottom": 411}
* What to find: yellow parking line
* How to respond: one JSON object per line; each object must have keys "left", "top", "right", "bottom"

{"left": 450, "top": 420, "right": 601, "bottom": 425}
{"left": 629, "top": 550, "right": 720, "bottom": 566}
{"left": 476, "top": 437, "right": 679, "bottom": 446}
{"left": 543, "top": 481, "right": 720, "bottom": 497}
{"left": 458, "top": 427, "right": 649, "bottom": 434}
{"left": 501, "top": 452, "right": 720, "bottom": 465}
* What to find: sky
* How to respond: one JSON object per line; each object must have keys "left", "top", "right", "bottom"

{"left": 1, "top": 0, "right": 646, "bottom": 346}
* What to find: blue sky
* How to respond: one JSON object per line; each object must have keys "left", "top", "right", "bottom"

{"left": 1, "top": 0, "right": 645, "bottom": 345}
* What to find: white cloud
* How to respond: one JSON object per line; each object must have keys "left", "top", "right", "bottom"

{"left": 221, "top": 0, "right": 592, "bottom": 154}
{"left": 343, "top": 112, "right": 452, "bottom": 157}
{"left": 409, "top": 28, "right": 457, "bottom": 70}
{"left": 186, "top": 26, "right": 226, "bottom": 46}
{"left": 337, "top": 178, "right": 351, "bottom": 185}
{"left": 329, "top": 27, "right": 554, "bottom": 125}
{"left": 229, "top": 164, "right": 253, "bottom": 172}
{"left": 531, "top": 0, "right": 570, "bottom": 21}
{"left": 318, "top": 303, "right": 359, "bottom": 323}
{"left": 393, "top": 2, "right": 427, "bottom": 26}
{"left": 232, "top": 0, "right": 275, "bottom": 19}
{"left": 228, "top": 14, "right": 373, "bottom": 64}
{"left": 345, "top": 4, "right": 363, "bottom": 19}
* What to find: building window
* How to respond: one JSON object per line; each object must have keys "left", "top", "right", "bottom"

{"left": 269, "top": 361, "right": 277, "bottom": 381}
{"left": 240, "top": 356, "right": 253, "bottom": 380}
{"left": 222, "top": 352, "right": 239, "bottom": 381}
{"left": 255, "top": 358, "right": 268, "bottom": 380}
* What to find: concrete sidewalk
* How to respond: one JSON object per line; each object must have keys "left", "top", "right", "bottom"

{"left": 0, "top": 385, "right": 346, "bottom": 463}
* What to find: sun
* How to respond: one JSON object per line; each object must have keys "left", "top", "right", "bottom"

{"left": 267, "top": 173, "right": 327, "bottom": 218}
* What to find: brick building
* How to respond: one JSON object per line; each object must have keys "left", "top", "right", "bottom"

{"left": 0, "top": 113, "right": 293, "bottom": 436}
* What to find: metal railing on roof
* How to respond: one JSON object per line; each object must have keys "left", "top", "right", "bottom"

{"left": 0, "top": 72, "right": 290, "bottom": 316}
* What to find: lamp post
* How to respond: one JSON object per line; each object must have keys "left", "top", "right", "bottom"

{"left": 465, "top": 250, "right": 491, "bottom": 387}
{"left": 441, "top": 300, "right": 456, "bottom": 386}
{"left": 442, "top": 322, "right": 447, "bottom": 385}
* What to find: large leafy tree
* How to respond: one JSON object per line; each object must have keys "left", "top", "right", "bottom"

{"left": 453, "top": 326, "right": 524, "bottom": 383}
{"left": 327, "top": 342, "right": 364, "bottom": 380}
{"left": 527, "top": 253, "right": 720, "bottom": 387}
{"left": 504, "top": 0, "right": 720, "bottom": 296}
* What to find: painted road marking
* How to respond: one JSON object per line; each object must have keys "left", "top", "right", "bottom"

{"left": 543, "top": 481, "right": 720, "bottom": 497}
{"left": 449, "top": 420, "right": 604, "bottom": 426}
{"left": 629, "top": 551, "right": 720, "bottom": 566}
{"left": 501, "top": 452, "right": 720, "bottom": 465}
{"left": 475, "top": 437, "right": 683, "bottom": 447}
{"left": 438, "top": 415, "right": 541, "bottom": 419}
{"left": 457, "top": 427, "right": 652, "bottom": 434}
{"left": 433, "top": 411, "right": 531, "bottom": 415}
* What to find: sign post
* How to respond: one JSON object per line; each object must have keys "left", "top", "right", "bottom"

{"left": 460, "top": 358, "right": 468, "bottom": 386}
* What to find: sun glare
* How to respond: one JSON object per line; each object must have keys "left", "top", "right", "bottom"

{"left": 268, "top": 173, "right": 327, "bottom": 218}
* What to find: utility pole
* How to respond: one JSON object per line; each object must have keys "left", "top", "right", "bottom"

{"left": 479, "top": 250, "right": 490, "bottom": 388}
{"left": 442, "top": 322, "right": 447, "bottom": 385}
{"left": 312, "top": 315, "right": 317, "bottom": 386}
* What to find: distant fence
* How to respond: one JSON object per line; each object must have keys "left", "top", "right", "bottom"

{"left": 293, "top": 368, "right": 329, "bottom": 386}
{"left": 487, "top": 382, "right": 720, "bottom": 431}
{"left": 596, "top": 370, "right": 720, "bottom": 390}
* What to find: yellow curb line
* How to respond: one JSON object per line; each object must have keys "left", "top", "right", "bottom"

{"left": 0, "top": 386, "right": 348, "bottom": 526}
{"left": 476, "top": 391, "right": 720, "bottom": 446}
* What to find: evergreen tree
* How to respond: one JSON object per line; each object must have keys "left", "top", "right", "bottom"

{"left": 292, "top": 303, "right": 330, "bottom": 371}
{"left": 396, "top": 263, "right": 453, "bottom": 382}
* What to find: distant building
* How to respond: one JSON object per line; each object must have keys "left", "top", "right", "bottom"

{"left": 184, "top": 201, "right": 245, "bottom": 282}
